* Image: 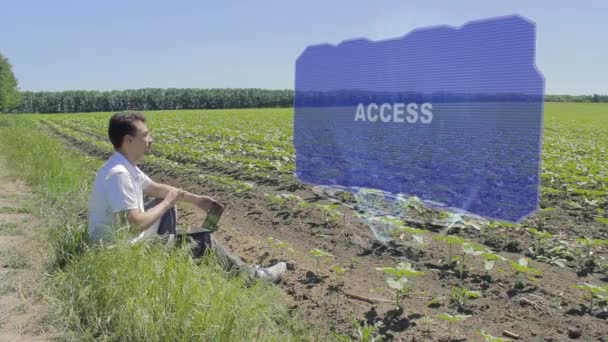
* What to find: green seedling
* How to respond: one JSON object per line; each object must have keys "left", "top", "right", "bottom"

{"left": 391, "top": 225, "right": 428, "bottom": 244}
{"left": 500, "top": 222, "right": 520, "bottom": 250}
{"left": 427, "top": 295, "right": 444, "bottom": 308}
{"left": 573, "top": 283, "right": 608, "bottom": 313}
{"left": 403, "top": 196, "right": 425, "bottom": 214}
{"left": 330, "top": 264, "right": 348, "bottom": 319}
{"left": 419, "top": 313, "right": 435, "bottom": 335}
{"left": 433, "top": 235, "right": 465, "bottom": 269}
{"left": 536, "top": 207, "right": 555, "bottom": 231}
{"left": 265, "top": 237, "right": 295, "bottom": 259}
{"left": 442, "top": 212, "right": 466, "bottom": 233}
{"left": 331, "top": 264, "right": 348, "bottom": 283}
{"left": 535, "top": 254, "right": 568, "bottom": 268}
{"left": 527, "top": 228, "right": 553, "bottom": 254}
{"left": 455, "top": 242, "right": 486, "bottom": 279}
{"left": 486, "top": 221, "right": 520, "bottom": 250}
{"left": 376, "top": 262, "right": 425, "bottom": 310}
{"left": 575, "top": 237, "right": 608, "bottom": 270}
{"left": 309, "top": 248, "right": 333, "bottom": 272}
{"left": 509, "top": 258, "right": 542, "bottom": 288}
{"left": 263, "top": 193, "right": 287, "bottom": 208}
{"left": 478, "top": 330, "right": 513, "bottom": 342}
{"left": 332, "top": 318, "right": 384, "bottom": 342}
{"left": 436, "top": 313, "right": 469, "bottom": 340}
{"left": 450, "top": 286, "right": 481, "bottom": 311}
{"left": 480, "top": 251, "right": 507, "bottom": 282}
{"left": 317, "top": 203, "right": 343, "bottom": 227}
{"left": 354, "top": 319, "right": 384, "bottom": 342}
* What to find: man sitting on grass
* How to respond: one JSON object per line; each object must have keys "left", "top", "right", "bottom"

{"left": 88, "top": 111, "right": 286, "bottom": 282}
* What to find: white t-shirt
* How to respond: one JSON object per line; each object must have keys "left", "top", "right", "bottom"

{"left": 88, "top": 152, "right": 157, "bottom": 243}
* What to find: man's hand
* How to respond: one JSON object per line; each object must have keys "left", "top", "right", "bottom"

{"left": 191, "top": 195, "right": 223, "bottom": 212}
{"left": 164, "top": 188, "right": 185, "bottom": 207}
{"left": 124, "top": 188, "right": 184, "bottom": 234}
{"left": 143, "top": 180, "right": 221, "bottom": 213}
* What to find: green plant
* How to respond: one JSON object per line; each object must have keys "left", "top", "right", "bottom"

{"left": 454, "top": 242, "right": 486, "bottom": 279}
{"left": 575, "top": 237, "right": 608, "bottom": 271}
{"left": 309, "top": 248, "right": 333, "bottom": 273}
{"left": 478, "top": 330, "right": 513, "bottom": 342}
{"left": 402, "top": 196, "right": 425, "bottom": 214}
{"left": 536, "top": 207, "right": 555, "bottom": 231}
{"left": 480, "top": 251, "right": 507, "bottom": 282}
{"left": 330, "top": 264, "right": 348, "bottom": 319}
{"left": 485, "top": 221, "right": 521, "bottom": 250}
{"left": 573, "top": 283, "right": 608, "bottom": 313}
{"left": 332, "top": 318, "right": 385, "bottom": 342}
{"left": 500, "top": 222, "right": 520, "bottom": 250}
{"left": 419, "top": 313, "right": 435, "bottom": 335}
{"left": 0, "top": 249, "right": 29, "bottom": 269}
{"left": 317, "top": 203, "right": 343, "bottom": 227}
{"left": 509, "top": 258, "right": 542, "bottom": 288}
{"left": 265, "top": 237, "right": 295, "bottom": 259}
{"left": 436, "top": 313, "right": 469, "bottom": 340}
{"left": 527, "top": 227, "right": 553, "bottom": 253}
{"left": 432, "top": 235, "right": 465, "bottom": 269}
{"left": 376, "top": 262, "right": 425, "bottom": 310}
{"left": 450, "top": 287, "right": 481, "bottom": 311}
{"left": 391, "top": 225, "right": 428, "bottom": 245}
{"left": 354, "top": 319, "right": 384, "bottom": 342}
{"left": 0, "top": 222, "right": 20, "bottom": 235}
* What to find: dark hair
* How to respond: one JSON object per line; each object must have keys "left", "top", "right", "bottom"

{"left": 108, "top": 111, "right": 146, "bottom": 149}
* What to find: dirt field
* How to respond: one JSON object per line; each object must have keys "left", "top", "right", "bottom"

{"left": 46, "top": 126, "right": 607, "bottom": 342}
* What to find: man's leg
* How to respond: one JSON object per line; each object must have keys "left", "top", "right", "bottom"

{"left": 206, "top": 236, "right": 286, "bottom": 282}
{"left": 145, "top": 198, "right": 284, "bottom": 281}
{"left": 209, "top": 235, "right": 257, "bottom": 277}
{"left": 144, "top": 198, "right": 177, "bottom": 235}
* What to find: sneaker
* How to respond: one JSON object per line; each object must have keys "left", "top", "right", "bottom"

{"left": 255, "top": 262, "right": 287, "bottom": 283}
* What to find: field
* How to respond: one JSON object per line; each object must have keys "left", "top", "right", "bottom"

{"left": 2, "top": 102, "right": 608, "bottom": 341}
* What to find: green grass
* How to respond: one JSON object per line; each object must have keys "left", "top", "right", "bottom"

{"left": 0, "top": 116, "right": 311, "bottom": 341}
{"left": 0, "top": 206, "right": 31, "bottom": 214}
{"left": 0, "top": 222, "right": 21, "bottom": 235}
{"left": 0, "top": 249, "right": 29, "bottom": 269}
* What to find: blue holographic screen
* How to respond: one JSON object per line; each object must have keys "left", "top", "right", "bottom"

{"left": 293, "top": 15, "right": 544, "bottom": 222}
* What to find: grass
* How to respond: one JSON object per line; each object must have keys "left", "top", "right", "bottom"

{"left": 0, "top": 207, "right": 31, "bottom": 214}
{"left": 0, "top": 222, "right": 21, "bottom": 235}
{"left": 0, "top": 249, "right": 29, "bottom": 269}
{"left": 0, "top": 116, "right": 311, "bottom": 341}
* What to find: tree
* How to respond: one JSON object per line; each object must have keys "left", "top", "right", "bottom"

{"left": 0, "top": 52, "right": 21, "bottom": 112}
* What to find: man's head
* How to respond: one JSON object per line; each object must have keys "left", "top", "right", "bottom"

{"left": 108, "top": 111, "right": 153, "bottom": 162}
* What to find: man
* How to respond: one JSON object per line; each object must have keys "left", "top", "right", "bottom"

{"left": 88, "top": 111, "right": 286, "bottom": 282}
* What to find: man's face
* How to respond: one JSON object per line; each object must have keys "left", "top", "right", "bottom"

{"left": 125, "top": 120, "right": 153, "bottom": 158}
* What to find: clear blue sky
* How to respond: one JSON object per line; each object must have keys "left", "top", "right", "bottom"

{"left": 1, "top": 0, "right": 606, "bottom": 94}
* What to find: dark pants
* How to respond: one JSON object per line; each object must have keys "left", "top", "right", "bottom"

{"left": 145, "top": 199, "right": 255, "bottom": 276}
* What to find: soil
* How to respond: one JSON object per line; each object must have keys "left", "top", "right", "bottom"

{"left": 46, "top": 125, "right": 608, "bottom": 341}
{"left": 0, "top": 159, "right": 58, "bottom": 341}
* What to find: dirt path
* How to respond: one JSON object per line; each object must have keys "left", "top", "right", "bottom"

{"left": 0, "top": 159, "right": 56, "bottom": 341}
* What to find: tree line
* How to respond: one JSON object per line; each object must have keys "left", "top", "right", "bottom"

{"left": 14, "top": 88, "right": 294, "bottom": 113}
{"left": 2, "top": 52, "right": 608, "bottom": 114}
{"left": 545, "top": 94, "right": 608, "bottom": 103}
{"left": 7, "top": 91, "right": 608, "bottom": 114}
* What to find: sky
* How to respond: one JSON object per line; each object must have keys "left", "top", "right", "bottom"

{"left": 1, "top": 0, "right": 606, "bottom": 95}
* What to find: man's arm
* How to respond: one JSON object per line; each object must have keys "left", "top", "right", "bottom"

{"left": 144, "top": 181, "right": 221, "bottom": 212}
{"left": 107, "top": 172, "right": 183, "bottom": 234}
{"left": 124, "top": 188, "right": 182, "bottom": 234}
